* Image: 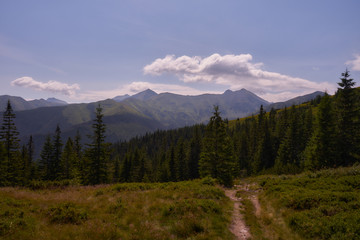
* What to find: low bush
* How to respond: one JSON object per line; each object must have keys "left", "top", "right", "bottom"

{"left": 47, "top": 202, "right": 88, "bottom": 224}
{"left": 261, "top": 166, "right": 360, "bottom": 239}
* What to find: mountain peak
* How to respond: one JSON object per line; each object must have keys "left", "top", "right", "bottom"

{"left": 46, "top": 98, "right": 68, "bottom": 105}
{"left": 131, "top": 89, "right": 158, "bottom": 101}
{"left": 113, "top": 94, "right": 130, "bottom": 102}
{"left": 223, "top": 89, "right": 233, "bottom": 95}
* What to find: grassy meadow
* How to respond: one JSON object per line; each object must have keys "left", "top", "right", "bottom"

{"left": 2, "top": 165, "right": 360, "bottom": 240}
{"left": 0, "top": 179, "right": 233, "bottom": 240}
{"left": 236, "top": 164, "right": 360, "bottom": 240}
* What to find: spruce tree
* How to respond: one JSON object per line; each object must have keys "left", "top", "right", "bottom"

{"left": 274, "top": 106, "right": 301, "bottom": 174}
{"left": 304, "top": 93, "right": 337, "bottom": 169}
{"left": 175, "top": 138, "right": 187, "bottom": 181}
{"left": 0, "top": 141, "right": 8, "bottom": 186}
{"left": 187, "top": 126, "right": 201, "bottom": 179}
{"left": 168, "top": 145, "right": 176, "bottom": 181}
{"left": 112, "top": 156, "right": 120, "bottom": 183}
{"left": 85, "top": 104, "right": 110, "bottom": 185}
{"left": 52, "top": 125, "right": 63, "bottom": 180}
{"left": 335, "top": 69, "right": 359, "bottom": 164}
{"left": 74, "top": 130, "right": 85, "bottom": 183}
{"left": 39, "top": 135, "right": 53, "bottom": 180}
{"left": 27, "top": 135, "right": 35, "bottom": 180}
{"left": 60, "top": 137, "right": 76, "bottom": 180}
{"left": 199, "top": 106, "right": 234, "bottom": 187}
{"left": 120, "top": 154, "right": 131, "bottom": 182}
{"left": 0, "top": 100, "right": 21, "bottom": 185}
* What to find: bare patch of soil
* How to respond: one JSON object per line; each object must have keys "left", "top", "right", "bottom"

{"left": 225, "top": 188, "right": 251, "bottom": 240}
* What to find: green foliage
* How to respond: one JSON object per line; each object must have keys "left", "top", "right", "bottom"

{"left": 261, "top": 165, "right": 360, "bottom": 239}
{"left": 335, "top": 69, "right": 360, "bottom": 165}
{"left": 199, "top": 106, "right": 234, "bottom": 187}
{"left": 0, "top": 180, "right": 233, "bottom": 239}
{"left": 304, "top": 93, "right": 337, "bottom": 169}
{"left": 85, "top": 104, "right": 111, "bottom": 185}
{"left": 26, "top": 179, "right": 76, "bottom": 190}
{"left": 0, "top": 195, "right": 35, "bottom": 237}
{"left": 47, "top": 202, "right": 88, "bottom": 224}
{"left": 0, "top": 100, "right": 22, "bottom": 185}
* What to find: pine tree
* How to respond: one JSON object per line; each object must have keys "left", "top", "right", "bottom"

{"left": 175, "top": 138, "right": 187, "bottom": 181}
{"left": 187, "top": 126, "right": 201, "bottom": 179}
{"left": 252, "top": 105, "right": 273, "bottom": 173}
{"left": 27, "top": 135, "right": 36, "bottom": 180}
{"left": 168, "top": 145, "right": 176, "bottom": 181}
{"left": 39, "top": 135, "right": 53, "bottom": 181}
{"left": 74, "top": 130, "right": 85, "bottom": 183}
{"left": 120, "top": 154, "right": 131, "bottom": 182}
{"left": 0, "top": 100, "right": 21, "bottom": 185}
{"left": 274, "top": 106, "right": 302, "bottom": 174}
{"left": 304, "top": 93, "right": 338, "bottom": 169}
{"left": 85, "top": 105, "right": 110, "bottom": 184}
{"left": 52, "top": 125, "right": 63, "bottom": 180}
{"left": 199, "top": 106, "right": 234, "bottom": 187}
{"left": 335, "top": 69, "right": 359, "bottom": 164}
{"left": 112, "top": 156, "right": 120, "bottom": 183}
{"left": 60, "top": 137, "right": 76, "bottom": 180}
{"left": 0, "top": 141, "right": 8, "bottom": 186}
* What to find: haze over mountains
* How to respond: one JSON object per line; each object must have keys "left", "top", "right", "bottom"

{"left": 0, "top": 95, "right": 68, "bottom": 111}
{"left": 0, "top": 89, "right": 323, "bottom": 154}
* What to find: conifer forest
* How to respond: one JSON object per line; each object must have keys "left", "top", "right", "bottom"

{"left": 0, "top": 70, "right": 359, "bottom": 188}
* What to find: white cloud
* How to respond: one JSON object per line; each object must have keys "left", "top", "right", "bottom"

{"left": 144, "top": 53, "right": 335, "bottom": 101}
{"left": 346, "top": 54, "right": 360, "bottom": 71}
{"left": 11, "top": 76, "right": 80, "bottom": 96}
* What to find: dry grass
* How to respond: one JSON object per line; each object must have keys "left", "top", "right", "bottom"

{"left": 0, "top": 180, "right": 234, "bottom": 240}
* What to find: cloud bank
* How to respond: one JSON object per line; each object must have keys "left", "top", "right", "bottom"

{"left": 11, "top": 77, "right": 80, "bottom": 96}
{"left": 346, "top": 54, "right": 360, "bottom": 71}
{"left": 144, "top": 54, "right": 335, "bottom": 101}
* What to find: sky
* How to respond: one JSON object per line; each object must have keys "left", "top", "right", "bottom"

{"left": 1, "top": 0, "right": 360, "bottom": 103}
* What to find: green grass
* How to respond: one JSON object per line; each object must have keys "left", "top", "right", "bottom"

{"left": 257, "top": 164, "right": 360, "bottom": 240}
{"left": 0, "top": 180, "right": 234, "bottom": 240}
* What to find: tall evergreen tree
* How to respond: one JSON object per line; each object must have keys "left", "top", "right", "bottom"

{"left": 175, "top": 138, "right": 187, "bottom": 181}
{"left": 60, "top": 137, "right": 76, "bottom": 180}
{"left": 252, "top": 105, "right": 273, "bottom": 173}
{"left": 74, "top": 130, "right": 85, "bottom": 183}
{"left": 304, "top": 93, "right": 337, "bottom": 169}
{"left": 0, "top": 141, "right": 8, "bottom": 186}
{"left": 112, "top": 156, "right": 120, "bottom": 183}
{"left": 39, "top": 135, "right": 53, "bottom": 181}
{"left": 335, "top": 69, "right": 359, "bottom": 164}
{"left": 187, "top": 126, "right": 201, "bottom": 179}
{"left": 26, "top": 135, "right": 35, "bottom": 180}
{"left": 168, "top": 145, "right": 176, "bottom": 181}
{"left": 0, "top": 100, "right": 21, "bottom": 185}
{"left": 52, "top": 125, "right": 63, "bottom": 180}
{"left": 274, "top": 106, "right": 302, "bottom": 174}
{"left": 199, "top": 106, "right": 234, "bottom": 187}
{"left": 85, "top": 105, "right": 110, "bottom": 184}
{"left": 120, "top": 154, "right": 131, "bottom": 182}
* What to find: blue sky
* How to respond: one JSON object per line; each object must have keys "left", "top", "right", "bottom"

{"left": 1, "top": 0, "right": 360, "bottom": 103}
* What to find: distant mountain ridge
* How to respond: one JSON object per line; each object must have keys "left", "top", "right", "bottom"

{"left": 0, "top": 95, "right": 67, "bottom": 111}
{"left": 265, "top": 91, "right": 324, "bottom": 111}
{"left": 0, "top": 89, "right": 324, "bottom": 158}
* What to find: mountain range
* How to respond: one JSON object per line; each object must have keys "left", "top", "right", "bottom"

{"left": 0, "top": 95, "right": 67, "bottom": 111}
{"left": 0, "top": 89, "right": 323, "bottom": 156}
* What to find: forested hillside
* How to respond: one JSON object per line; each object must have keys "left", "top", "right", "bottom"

{"left": 0, "top": 71, "right": 358, "bottom": 187}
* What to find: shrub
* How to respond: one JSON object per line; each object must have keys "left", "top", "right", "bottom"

{"left": 47, "top": 202, "right": 88, "bottom": 224}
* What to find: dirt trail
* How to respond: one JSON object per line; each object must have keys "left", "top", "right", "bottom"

{"left": 225, "top": 188, "right": 251, "bottom": 240}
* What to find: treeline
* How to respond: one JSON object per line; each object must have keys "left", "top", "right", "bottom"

{"left": 0, "top": 104, "right": 111, "bottom": 186}
{"left": 0, "top": 70, "right": 359, "bottom": 187}
{"left": 111, "top": 70, "right": 360, "bottom": 185}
